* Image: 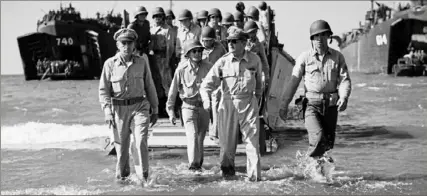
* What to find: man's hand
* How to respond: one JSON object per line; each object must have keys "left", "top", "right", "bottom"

{"left": 169, "top": 115, "right": 177, "bottom": 125}
{"left": 279, "top": 107, "right": 288, "bottom": 121}
{"left": 150, "top": 113, "right": 158, "bottom": 127}
{"left": 203, "top": 100, "right": 211, "bottom": 111}
{"left": 337, "top": 98, "right": 348, "bottom": 112}
{"left": 105, "top": 114, "right": 116, "bottom": 129}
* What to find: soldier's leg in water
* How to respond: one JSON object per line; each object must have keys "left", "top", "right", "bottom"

{"left": 196, "top": 106, "right": 210, "bottom": 168}
{"left": 304, "top": 100, "right": 327, "bottom": 158}
{"left": 238, "top": 97, "right": 261, "bottom": 181}
{"left": 112, "top": 105, "right": 132, "bottom": 179}
{"left": 322, "top": 106, "right": 338, "bottom": 154}
{"left": 181, "top": 106, "right": 199, "bottom": 169}
{"left": 218, "top": 98, "right": 239, "bottom": 176}
{"left": 132, "top": 100, "right": 151, "bottom": 181}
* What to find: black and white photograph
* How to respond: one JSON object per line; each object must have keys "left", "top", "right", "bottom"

{"left": 1, "top": 0, "right": 426, "bottom": 194}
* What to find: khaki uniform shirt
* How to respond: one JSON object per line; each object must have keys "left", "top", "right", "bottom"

{"left": 166, "top": 59, "right": 213, "bottom": 115}
{"left": 176, "top": 23, "right": 202, "bottom": 58}
{"left": 149, "top": 23, "right": 172, "bottom": 59}
{"left": 200, "top": 51, "right": 263, "bottom": 103}
{"left": 99, "top": 53, "right": 159, "bottom": 114}
{"left": 289, "top": 47, "right": 351, "bottom": 99}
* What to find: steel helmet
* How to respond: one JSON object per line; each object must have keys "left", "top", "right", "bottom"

{"left": 246, "top": 6, "right": 259, "bottom": 21}
{"left": 222, "top": 12, "right": 234, "bottom": 25}
{"left": 183, "top": 39, "right": 204, "bottom": 56}
{"left": 233, "top": 11, "right": 244, "bottom": 22}
{"left": 197, "top": 10, "right": 208, "bottom": 20}
{"left": 208, "top": 8, "right": 222, "bottom": 21}
{"left": 309, "top": 20, "right": 333, "bottom": 39}
{"left": 178, "top": 9, "right": 193, "bottom": 21}
{"left": 243, "top": 20, "right": 258, "bottom": 33}
{"left": 236, "top": 2, "right": 245, "bottom": 13}
{"left": 258, "top": 1, "right": 267, "bottom": 11}
{"left": 165, "top": 9, "right": 175, "bottom": 20}
{"left": 201, "top": 26, "right": 216, "bottom": 40}
{"left": 152, "top": 7, "right": 165, "bottom": 17}
{"left": 134, "top": 6, "right": 148, "bottom": 18}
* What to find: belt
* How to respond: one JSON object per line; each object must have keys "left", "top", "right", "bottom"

{"left": 111, "top": 96, "right": 145, "bottom": 106}
{"left": 183, "top": 99, "right": 203, "bottom": 107}
{"left": 305, "top": 91, "right": 337, "bottom": 100}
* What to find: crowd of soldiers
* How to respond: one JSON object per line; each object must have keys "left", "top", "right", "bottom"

{"left": 36, "top": 58, "right": 82, "bottom": 77}
{"left": 99, "top": 1, "right": 352, "bottom": 185}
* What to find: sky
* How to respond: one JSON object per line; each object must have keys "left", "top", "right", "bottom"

{"left": 0, "top": 0, "right": 409, "bottom": 75}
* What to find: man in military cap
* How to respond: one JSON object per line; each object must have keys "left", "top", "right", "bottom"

{"left": 166, "top": 39, "right": 213, "bottom": 172}
{"left": 175, "top": 9, "right": 202, "bottom": 60}
{"left": 279, "top": 20, "right": 351, "bottom": 178}
{"left": 128, "top": 6, "right": 151, "bottom": 56}
{"left": 244, "top": 20, "right": 270, "bottom": 87}
{"left": 99, "top": 28, "right": 159, "bottom": 183}
{"left": 200, "top": 26, "right": 227, "bottom": 142}
{"left": 200, "top": 27, "right": 263, "bottom": 181}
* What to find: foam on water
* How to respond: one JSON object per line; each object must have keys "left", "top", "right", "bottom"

{"left": 1, "top": 122, "right": 109, "bottom": 148}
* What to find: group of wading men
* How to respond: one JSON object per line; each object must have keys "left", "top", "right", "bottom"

{"left": 99, "top": 1, "right": 352, "bottom": 184}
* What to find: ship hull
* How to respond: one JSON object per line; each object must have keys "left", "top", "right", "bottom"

{"left": 340, "top": 7, "right": 427, "bottom": 74}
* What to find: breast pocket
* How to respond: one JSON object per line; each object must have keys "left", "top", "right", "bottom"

{"left": 305, "top": 65, "right": 321, "bottom": 83}
{"left": 132, "top": 72, "right": 145, "bottom": 91}
{"left": 111, "top": 75, "right": 124, "bottom": 93}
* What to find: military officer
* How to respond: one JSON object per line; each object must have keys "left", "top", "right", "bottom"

{"left": 99, "top": 28, "right": 159, "bottom": 183}
{"left": 279, "top": 20, "right": 351, "bottom": 172}
{"left": 200, "top": 26, "right": 227, "bottom": 142}
{"left": 166, "top": 39, "right": 213, "bottom": 172}
{"left": 200, "top": 27, "right": 263, "bottom": 181}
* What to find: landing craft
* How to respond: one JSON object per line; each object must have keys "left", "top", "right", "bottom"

{"left": 17, "top": 3, "right": 130, "bottom": 80}
{"left": 331, "top": 0, "right": 427, "bottom": 76}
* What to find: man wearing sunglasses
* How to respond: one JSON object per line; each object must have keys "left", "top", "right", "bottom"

{"left": 200, "top": 27, "right": 263, "bottom": 181}
{"left": 99, "top": 28, "right": 159, "bottom": 184}
{"left": 279, "top": 20, "right": 351, "bottom": 179}
{"left": 166, "top": 39, "right": 213, "bottom": 172}
{"left": 128, "top": 6, "right": 151, "bottom": 56}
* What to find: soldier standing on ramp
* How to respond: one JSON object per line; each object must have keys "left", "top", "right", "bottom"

{"left": 166, "top": 39, "right": 213, "bottom": 172}
{"left": 200, "top": 26, "right": 227, "bottom": 142}
{"left": 149, "top": 7, "right": 173, "bottom": 101}
{"left": 200, "top": 27, "right": 263, "bottom": 181}
{"left": 99, "top": 28, "right": 159, "bottom": 183}
{"left": 279, "top": 20, "right": 351, "bottom": 175}
{"left": 128, "top": 6, "right": 151, "bottom": 56}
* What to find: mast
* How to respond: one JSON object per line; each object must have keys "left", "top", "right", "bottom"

{"left": 169, "top": 0, "right": 173, "bottom": 10}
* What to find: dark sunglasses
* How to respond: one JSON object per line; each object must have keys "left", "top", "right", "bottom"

{"left": 191, "top": 49, "right": 203, "bottom": 54}
{"left": 227, "top": 39, "right": 243, "bottom": 44}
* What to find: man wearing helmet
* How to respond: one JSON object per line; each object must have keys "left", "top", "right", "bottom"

{"left": 176, "top": 9, "right": 202, "bottom": 60}
{"left": 279, "top": 20, "right": 352, "bottom": 179}
{"left": 200, "top": 27, "right": 263, "bottom": 181}
{"left": 149, "top": 7, "right": 173, "bottom": 108}
{"left": 207, "top": 8, "right": 228, "bottom": 49}
{"left": 166, "top": 39, "right": 213, "bottom": 172}
{"left": 222, "top": 12, "right": 235, "bottom": 30}
{"left": 244, "top": 20, "right": 270, "bottom": 87}
{"left": 233, "top": 11, "right": 245, "bottom": 29}
{"left": 128, "top": 6, "right": 151, "bottom": 56}
{"left": 99, "top": 28, "right": 159, "bottom": 184}
{"left": 200, "top": 26, "right": 227, "bottom": 143}
{"left": 246, "top": 6, "right": 267, "bottom": 51}
{"left": 196, "top": 10, "right": 209, "bottom": 28}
